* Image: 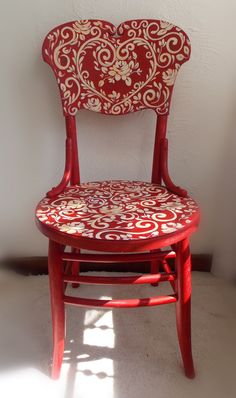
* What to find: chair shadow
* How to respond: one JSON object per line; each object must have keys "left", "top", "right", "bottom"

{"left": 0, "top": 272, "right": 179, "bottom": 398}
{"left": 60, "top": 281, "right": 179, "bottom": 398}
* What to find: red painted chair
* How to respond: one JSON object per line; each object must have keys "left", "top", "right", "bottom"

{"left": 36, "top": 19, "right": 200, "bottom": 379}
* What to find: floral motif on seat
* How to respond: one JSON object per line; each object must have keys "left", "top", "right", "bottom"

{"left": 36, "top": 181, "right": 199, "bottom": 241}
{"left": 43, "top": 19, "right": 191, "bottom": 116}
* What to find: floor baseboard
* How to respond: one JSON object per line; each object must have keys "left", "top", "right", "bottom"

{"left": 1, "top": 253, "right": 212, "bottom": 275}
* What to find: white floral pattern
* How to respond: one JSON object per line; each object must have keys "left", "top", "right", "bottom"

{"left": 84, "top": 98, "right": 102, "bottom": 112}
{"left": 43, "top": 19, "right": 191, "bottom": 115}
{"left": 36, "top": 181, "right": 199, "bottom": 241}
{"left": 98, "top": 59, "right": 141, "bottom": 87}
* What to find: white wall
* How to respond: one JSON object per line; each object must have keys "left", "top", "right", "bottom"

{"left": 0, "top": 1, "right": 235, "bottom": 264}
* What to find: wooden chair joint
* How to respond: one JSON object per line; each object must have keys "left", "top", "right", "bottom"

{"left": 161, "top": 138, "right": 188, "bottom": 197}
{"left": 47, "top": 137, "right": 72, "bottom": 198}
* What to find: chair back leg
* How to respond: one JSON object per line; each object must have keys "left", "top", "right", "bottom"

{"left": 48, "top": 240, "right": 65, "bottom": 379}
{"left": 71, "top": 247, "right": 80, "bottom": 288}
{"left": 150, "top": 249, "right": 160, "bottom": 286}
{"left": 175, "top": 238, "right": 195, "bottom": 378}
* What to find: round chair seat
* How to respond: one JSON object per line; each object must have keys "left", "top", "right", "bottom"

{"left": 36, "top": 180, "right": 199, "bottom": 242}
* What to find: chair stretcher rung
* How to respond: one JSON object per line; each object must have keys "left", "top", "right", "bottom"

{"left": 63, "top": 273, "right": 176, "bottom": 285}
{"left": 64, "top": 294, "right": 177, "bottom": 308}
{"left": 62, "top": 251, "right": 176, "bottom": 263}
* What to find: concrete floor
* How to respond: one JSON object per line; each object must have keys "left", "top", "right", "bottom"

{"left": 0, "top": 271, "right": 235, "bottom": 398}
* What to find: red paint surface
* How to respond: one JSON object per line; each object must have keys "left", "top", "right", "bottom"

{"left": 36, "top": 19, "right": 198, "bottom": 380}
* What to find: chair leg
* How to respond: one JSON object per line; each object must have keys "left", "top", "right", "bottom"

{"left": 150, "top": 250, "right": 160, "bottom": 286}
{"left": 48, "top": 239, "right": 65, "bottom": 379}
{"left": 175, "top": 238, "right": 195, "bottom": 379}
{"left": 71, "top": 247, "right": 80, "bottom": 288}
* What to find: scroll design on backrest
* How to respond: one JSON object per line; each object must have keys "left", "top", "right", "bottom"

{"left": 43, "top": 19, "right": 191, "bottom": 116}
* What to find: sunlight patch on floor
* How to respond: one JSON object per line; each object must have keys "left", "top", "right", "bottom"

{"left": 83, "top": 307, "right": 115, "bottom": 348}
{"left": 0, "top": 272, "right": 235, "bottom": 398}
{"left": 0, "top": 368, "right": 62, "bottom": 398}
{"left": 59, "top": 308, "right": 116, "bottom": 397}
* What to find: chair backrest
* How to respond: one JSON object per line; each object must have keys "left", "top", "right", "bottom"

{"left": 43, "top": 20, "right": 191, "bottom": 194}
{"left": 43, "top": 19, "right": 191, "bottom": 116}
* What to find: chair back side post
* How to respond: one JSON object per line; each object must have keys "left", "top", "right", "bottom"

{"left": 151, "top": 115, "right": 168, "bottom": 184}
{"left": 65, "top": 115, "right": 80, "bottom": 185}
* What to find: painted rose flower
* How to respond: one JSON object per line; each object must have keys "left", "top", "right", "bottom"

{"left": 59, "top": 222, "right": 85, "bottom": 234}
{"left": 67, "top": 199, "right": 85, "bottom": 209}
{"left": 84, "top": 98, "right": 101, "bottom": 112}
{"left": 88, "top": 205, "right": 125, "bottom": 223}
{"left": 160, "top": 201, "right": 185, "bottom": 211}
{"left": 161, "top": 222, "right": 183, "bottom": 234}
{"left": 108, "top": 60, "right": 133, "bottom": 85}
{"left": 162, "top": 69, "right": 178, "bottom": 86}
{"left": 73, "top": 20, "right": 91, "bottom": 40}
{"left": 158, "top": 21, "right": 174, "bottom": 35}
{"left": 37, "top": 213, "right": 50, "bottom": 222}
{"left": 99, "top": 59, "right": 140, "bottom": 87}
{"left": 100, "top": 205, "right": 123, "bottom": 216}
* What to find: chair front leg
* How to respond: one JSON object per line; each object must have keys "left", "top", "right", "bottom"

{"left": 175, "top": 238, "right": 195, "bottom": 378}
{"left": 48, "top": 239, "right": 65, "bottom": 379}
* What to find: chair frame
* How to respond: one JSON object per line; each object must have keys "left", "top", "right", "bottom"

{"left": 36, "top": 19, "right": 200, "bottom": 380}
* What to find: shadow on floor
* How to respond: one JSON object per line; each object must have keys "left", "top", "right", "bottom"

{"left": 0, "top": 271, "right": 235, "bottom": 398}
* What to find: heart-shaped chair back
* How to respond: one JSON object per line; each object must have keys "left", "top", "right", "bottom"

{"left": 42, "top": 19, "right": 191, "bottom": 116}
